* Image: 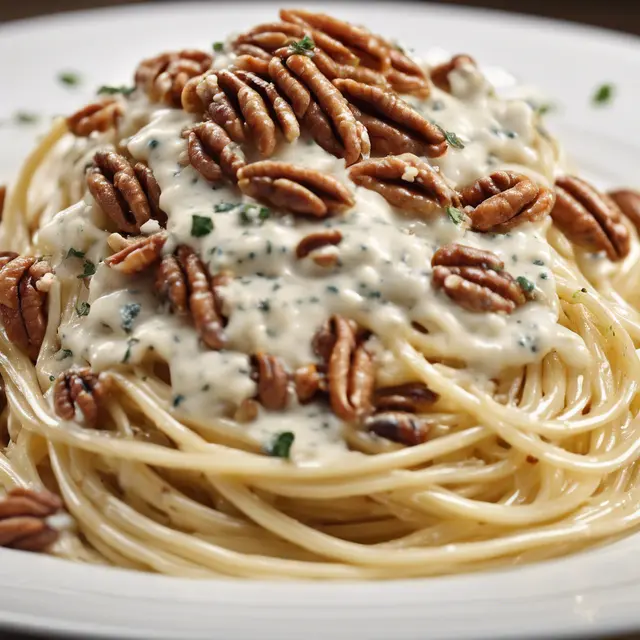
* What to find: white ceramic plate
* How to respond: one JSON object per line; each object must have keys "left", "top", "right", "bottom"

{"left": 1, "top": 3, "right": 640, "bottom": 638}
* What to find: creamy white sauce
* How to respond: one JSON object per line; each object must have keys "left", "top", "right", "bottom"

{"left": 36, "top": 58, "right": 583, "bottom": 462}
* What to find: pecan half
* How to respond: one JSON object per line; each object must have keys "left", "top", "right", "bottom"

{"left": 384, "top": 47, "right": 430, "bottom": 97}
{"left": 284, "top": 54, "right": 368, "bottom": 165}
{"left": 316, "top": 316, "right": 374, "bottom": 422}
{"left": 238, "top": 161, "right": 354, "bottom": 217}
{"left": 334, "top": 79, "right": 446, "bottom": 157}
{"left": 54, "top": 368, "right": 111, "bottom": 427}
{"left": 608, "top": 189, "right": 640, "bottom": 234}
{"left": 105, "top": 232, "right": 167, "bottom": 274}
{"left": 251, "top": 353, "right": 289, "bottom": 410}
{"left": 348, "top": 153, "right": 458, "bottom": 216}
{"left": 296, "top": 229, "right": 342, "bottom": 266}
{"left": 66, "top": 99, "right": 123, "bottom": 137}
{"left": 431, "top": 244, "right": 526, "bottom": 314}
{"left": 430, "top": 55, "right": 476, "bottom": 93}
{"left": 135, "top": 49, "right": 212, "bottom": 107}
{"left": 155, "top": 247, "right": 227, "bottom": 350}
{"left": 233, "top": 52, "right": 272, "bottom": 76}
{"left": 182, "top": 122, "right": 246, "bottom": 183}
{"left": 460, "top": 171, "right": 554, "bottom": 232}
{"left": 0, "top": 254, "right": 51, "bottom": 360}
{"left": 294, "top": 363, "right": 327, "bottom": 404}
{"left": 87, "top": 151, "right": 166, "bottom": 234}
{"left": 0, "top": 487, "right": 62, "bottom": 552}
{"left": 552, "top": 176, "right": 630, "bottom": 261}
{"left": 268, "top": 57, "right": 312, "bottom": 119}
{"left": 374, "top": 382, "right": 437, "bottom": 413}
{"left": 365, "top": 412, "right": 432, "bottom": 446}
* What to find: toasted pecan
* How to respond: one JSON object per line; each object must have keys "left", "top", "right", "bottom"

{"left": 105, "top": 232, "right": 167, "bottom": 274}
{"left": 66, "top": 99, "right": 123, "bottom": 137}
{"left": 182, "top": 122, "right": 246, "bottom": 183}
{"left": 296, "top": 229, "right": 343, "bottom": 266}
{"left": 608, "top": 189, "right": 640, "bottom": 234}
{"left": 0, "top": 487, "right": 62, "bottom": 552}
{"left": 251, "top": 353, "right": 289, "bottom": 410}
{"left": 374, "top": 382, "right": 438, "bottom": 413}
{"left": 430, "top": 55, "right": 476, "bottom": 93}
{"left": 385, "top": 47, "right": 430, "bottom": 97}
{"left": 431, "top": 244, "right": 527, "bottom": 313}
{"left": 135, "top": 49, "right": 212, "bottom": 106}
{"left": 54, "top": 368, "right": 111, "bottom": 427}
{"left": 238, "top": 161, "right": 354, "bottom": 217}
{"left": 334, "top": 79, "right": 446, "bottom": 157}
{"left": 365, "top": 412, "right": 433, "bottom": 446}
{"left": 460, "top": 171, "right": 554, "bottom": 232}
{"left": 552, "top": 176, "right": 630, "bottom": 261}
{"left": 87, "top": 151, "right": 166, "bottom": 234}
{"left": 348, "top": 153, "right": 459, "bottom": 216}
{"left": 294, "top": 363, "right": 327, "bottom": 404}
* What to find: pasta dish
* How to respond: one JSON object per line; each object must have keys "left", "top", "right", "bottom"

{"left": 0, "top": 8, "right": 639, "bottom": 579}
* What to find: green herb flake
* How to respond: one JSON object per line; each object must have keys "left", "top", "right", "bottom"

{"left": 258, "top": 207, "right": 271, "bottom": 220}
{"left": 49, "top": 375, "right": 56, "bottom": 382}
{"left": 266, "top": 431, "right": 295, "bottom": 459}
{"left": 120, "top": 303, "right": 141, "bottom": 333}
{"left": 592, "top": 83, "right": 615, "bottom": 106}
{"left": 214, "top": 202, "right": 236, "bottom": 213}
{"left": 191, "top": 214, "right": 214, "bottom": 237}
{"left": 434, "top": 123, "right": 465, "bottom": 149}
{"left": 67, "top": 247, "right": 85, "bottom": 259}
{"left": 326, "top": 285, "right": 339, "bottom": 294}
{"left": 75, "top": 301, "right": 91, "bottom": 317}
{"left": 172, "top": 394, "right": 186, "bottom": 408}
{"left": 14, "top": 111, "right": 40, "bottom": 125}
{"left": 258, "top": 299, "right": 271, "bottom": 312}
{"left": 572, "top": 287, "right": 588, "bottom": 299}
{"left": 516, "top": 276, "right": 535, "bottom": 294}
{"left": 97, "top": 85, "right": 135, "bottom": 96}
{"left": 58, "top": 71, "right": 81, "bottom": 87}
{"left": 122, "top": 338, "right": 139, "bottom": 363}
{"left": 77, "top": 260, "right": 96, "bottom": 279}
{"left": 290, "top": 35, "right": 315, "bottom": 56}
{"left": 536, "top": 103, "right": 555, "bottom": 116}
{"left": 238, "top": 209, "right": 252, "bottom": 226}
{"left": 58, "top": 349, "right": 73, "bottom": 360}
{"left": 212, "top": 41, "right": 224, "bottom": 52}
{"left": 446, "top": 206, "right": 465, "bottom": 225}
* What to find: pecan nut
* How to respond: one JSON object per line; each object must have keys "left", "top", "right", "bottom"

{"left": 365, "top": 412, "right": 433, "bottom": 446}
{"left": 333, "top": 79, "right": 446, "bottom": 157}
{"left": 431, "top": 244, "right": 527, "bottom": 313}
{"left": 296, "top": 229, "right": 343, "bottom": 266}
{"left": 182, "top": 122, "right": 246, "bottom": 183}
{"left": 105, "top": 232, "right": 167, "bottom": 274}
{"left": 608, "top": 189, "right": 640, "bottom": 234}
{"left": 238, "top": 161, "right": 355, "bottom": 217}
{"left": 135, "top": 49, "right": 212, "bottom": 106}
{"left": 552, "top": 176, "right": 630, "bottom": 261}
{"left": 54, "top": 368, "right": 111, "bottom": 427}
{"left": 460, "top": 171, "right": 554, "bottom": 232}
{"left": 384, "top": 47, "right": 430, "bottom": 97}
{"left": 155, "top": 247, "right": 228, "bottom": 350}
{"left": 374, "top": 382, "right": 438, "bottom": 413}
{"left": 294, "top": 363, "right": 327, "bottom": 404}
{"left": 348, "top": 153, "right": 459, "bottom": 216}
{"left": 66, "top": 99, "right": 123, "bottom": 137}
{"left": 87, "top": 151, "right": 166, "bottom": 234}
{"left": 0, "top": 254, "right": 52, "bottom": 361}
{"left": 0, "top": 487, "right": 62, "bottom": 552}
{"left": 430, "top": 55, "right": 476, "bottom": 93}
{"left": 251, "top": 353, "right": 289, "bottom": 410}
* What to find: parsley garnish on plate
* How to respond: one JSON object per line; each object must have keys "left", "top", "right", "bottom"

{"left": 592, "top": 83, "right": 615, "bottom": 106}
{"left": 97, "top": 85, "right": 135, "bottom": 96}
{"left": 58, "top": 71, "right": 82, "bottom": 87}
{"left": 290, "top": 35, "right": 315, "bottom": 56}
{"left": 446, "top": 206, "right": 465, "bottom": 225}
{"left": 191, "top": 214, "right": 214, "bottom": 237}
{"left": 266, "top": 432, "right": 295, "bottom": 458}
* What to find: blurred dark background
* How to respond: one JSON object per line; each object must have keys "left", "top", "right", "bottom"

{"left": 0, "top": 0, "right": 639, "bottom": 35}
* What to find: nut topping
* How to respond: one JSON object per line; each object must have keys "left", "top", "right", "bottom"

{"left": 87, "top": 151, "right": 166, "bottom": 234}
{"left": 66, "top": 99, "right": 122, "bottom": 137}
{"left": 105, "top": 232, "right": 168, "bottom": 274}
{"left": 374, "top": 382, "right": 438, "bottom": 413}
{"left": 333, "top": 79, "right": 447, "bottom": 157}
{"left": 460, "top": 171, "right": 554, "bottom": 232}
{"left": 54, "top": 368, "right": 111, "bottom": 427}
{"left": 238, "top": 161, "right": 355, "bottom": 217}
{"left": 348, "top": 153, "right": 459, "bottom": 216}
{"left": 295, "top": 229, "right": 343, "bottom": 266}
{"left": 0, "top": 487, "right": 63, "bottom": 552}
{"left": 430, "top": 55, "right": 476, "bottom": 93}
{"left": 251, "top": 353, "right": 289, "bottom": 410}
{"left": 182, "top": 122, "right": 246, "bottom": 183}
{"left": 608, "top": 189, "right": 640, "bottom": 234}
{"left": 552, "top": 176, "right": 630, "bottom": 260}
{"left": 365, "top": 412, "right": 433, "bottom": 446}
{"left": 294, "top": 363, "right": 327, "bottom": 404}
{"left": 431, "top": 244, "right": 527, "bottom": 314}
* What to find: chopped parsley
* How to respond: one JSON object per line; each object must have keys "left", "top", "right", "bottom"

{"left": 572, "top": 287, "right": 588, "bottom": 299}
{"left": 77, "top": 260, "right": 96, "bottom": 279}
{"left": 516, "top": 276, "right": 535, "bottom": 294}
{"left": 446, "top": 206, "right": 465, "bottom": 225}
{"left": 258, "top": 207, "right": 270, "bottom": 221}
{"left": 14, "top": 111, "right": 39, "bottom": 125}
{"left": 120, "top": 303, "right": 141, "bottom": 333}
{"left": 49, "top": 375, "right": 56, "bottom": 382}
{"left": 533, "top": 259, "right": 545, "bottom": 266}
{"left": 592, "top": 83, "right": 615, "bottom": 106}
{"left": 434, "top": 123, "right": 465, "bottom": 149}
{"left": 97, "top": 85, "right": 135, "bottom": 96}
{"left": 266, "top": 431, "right": 295, "bottom": 458}
{"left": 58, "top": 71, "right": 82, "bottom": 87}
{"left": 290, "top": 35, "right": 315, "bottom": 56}
{"left": 214, "top": 202, "right": 236, "bottom": 213}
{"left": 535, "top": 103, "right": 555, "bottom": 116}
{"left": 212, "top": 41, "right": 224, "bottom": 52}
{"left": 66, "top": 247, "right": 85, "bottom": 259}
{"left": 58, "top": 349, "right": 73, "bottom": 360}
{"left": 191, "top": 214, "right": 214, "bottom": 237}
{"left": 122, "top": 338, "right": 139, "bottom": 363}
{"left": 172, "top": 394, "right": 186, "bottom": 408}
{"left": 326, "top": 285, "right": 339, "bottom": 294}
{"left": 75, "top": 301, "right": 91, "bottom": 317}
{"left": 237, "top": 204, "right": 271, "bottom": 226}
{"left": 258, "top": 299, "right": 271, "bottom": 312}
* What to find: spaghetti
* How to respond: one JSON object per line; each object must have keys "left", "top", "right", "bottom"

{"left": 0, "top": 8, "right": 639, "bottom": 579}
